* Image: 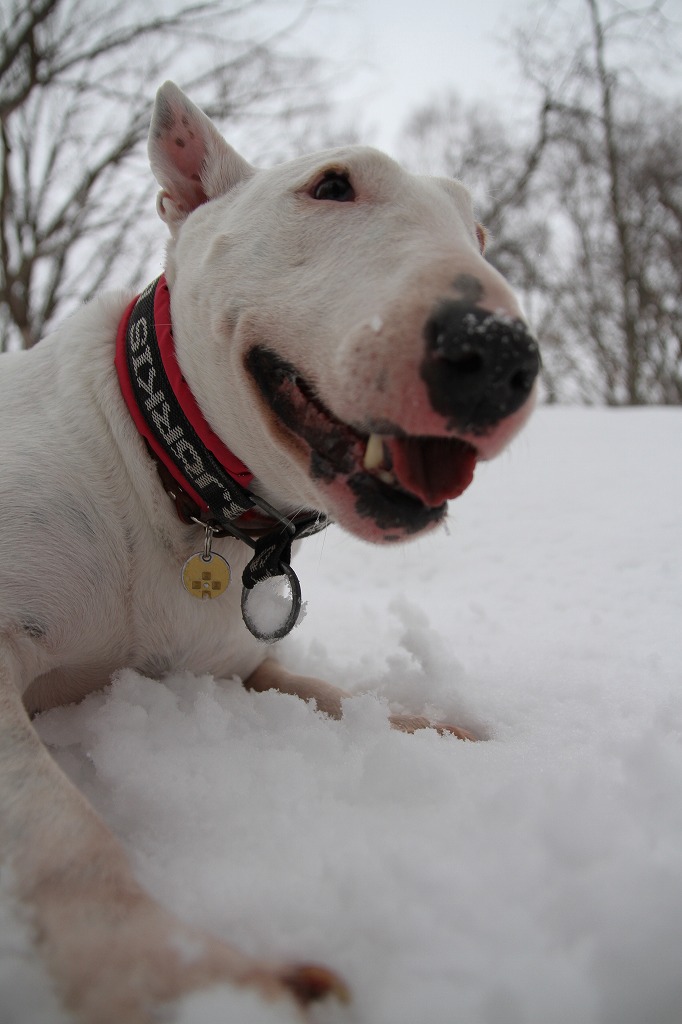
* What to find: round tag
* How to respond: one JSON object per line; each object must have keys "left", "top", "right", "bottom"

{"left": 182, "top": 552, "right": 231, "bottom": 599}
{"left": 241, "top": 564, "right": 302, "bottom": 642}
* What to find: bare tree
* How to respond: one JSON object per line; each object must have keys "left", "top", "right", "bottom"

{"left": 537, "top": 92, "right": 682, "bottom": 404}
{"left": 514, "top": 0, "right": 681, "bottom": 403}
{"left": 400, "top": 0, "right": 682, "bottom": 405}
{"left": 0, "top": 0, "right": 333, "bottom": 351}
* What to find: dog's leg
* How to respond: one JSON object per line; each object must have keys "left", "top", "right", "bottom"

{"left": 245, "top": 659, "right": 477, "bottom": 739}
{"left": 245, "top": 658, "right": 352, "bottom": 718}
{"left": 386, "top": 712, "right": 477, "bottom": 740}
{"left": 0, "top": 654, "right": 347, "bottom": 1023}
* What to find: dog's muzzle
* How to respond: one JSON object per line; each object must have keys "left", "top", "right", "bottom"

{"left": 244, "top": 302, "right": 540, "bottom": 542}
{"left": 421, "top": 302, "right": 541, "bottom": 432}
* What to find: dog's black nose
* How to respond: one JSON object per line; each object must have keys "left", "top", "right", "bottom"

{"left": 421, "top": 302, "right": 541, "bottom": 431}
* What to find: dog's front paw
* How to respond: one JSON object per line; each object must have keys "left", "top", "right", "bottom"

{"left": 277, "top": 962, "right": 351, "bottom": 1007}
{"left": 388, "top": 713, "right": 478, "bottom": 741}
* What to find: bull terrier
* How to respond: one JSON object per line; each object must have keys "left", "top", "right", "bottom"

{"left": 0, "top": 82, "right": 539, "bottom": 1022}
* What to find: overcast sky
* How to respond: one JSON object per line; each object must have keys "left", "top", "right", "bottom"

{"left": 301, "top": 0, "right": 680, "bottom": 153}
{"left": 308, "top": 0, "right": 537, "bottom": 150}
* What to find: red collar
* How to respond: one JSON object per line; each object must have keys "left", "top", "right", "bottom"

{"left": 115, "top": 275, "right": 255, "bottom": 524}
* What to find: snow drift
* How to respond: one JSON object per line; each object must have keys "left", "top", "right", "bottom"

{"left": 2, "top": 407, "right": 681, "bottom": 1024}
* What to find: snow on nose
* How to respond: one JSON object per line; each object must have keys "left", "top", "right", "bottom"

{"left": 421, "top": 300, "right": 541, "bottom": 433}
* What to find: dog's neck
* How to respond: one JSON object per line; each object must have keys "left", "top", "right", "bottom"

{"left": 115, "top": 275, "right": 328, "bottom": 641}
{"left": 115, "top": 276, "right": 258, "bottom": 525}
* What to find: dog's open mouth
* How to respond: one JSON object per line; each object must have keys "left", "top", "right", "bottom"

{"left": 246, "top": 346, "right": 477, "bottom": 534}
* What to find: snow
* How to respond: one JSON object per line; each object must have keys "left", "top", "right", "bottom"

{"left": 242, "top": 571, "right": 303, "bottom": 642}
{"left": 3, "top": 407, "right": 682, "bottom": 1023}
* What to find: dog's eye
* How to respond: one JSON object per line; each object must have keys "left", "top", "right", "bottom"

{"left": 311, "top": 171, "right": 355, "bottom": 202}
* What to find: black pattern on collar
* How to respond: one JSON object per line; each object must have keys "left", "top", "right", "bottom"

{"left": 125, "top": 278, "right": 257, "bottom": 524}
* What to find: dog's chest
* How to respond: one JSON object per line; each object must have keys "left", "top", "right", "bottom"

{"left": 21, "top": 530, "right": 264, "bottom": 714}
{"left": 124, "top": 528, "right": 264, "bottom": 680}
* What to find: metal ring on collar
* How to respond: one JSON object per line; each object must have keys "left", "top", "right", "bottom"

{"left": 240, "top": 562, "right": 303, "bottom": 643}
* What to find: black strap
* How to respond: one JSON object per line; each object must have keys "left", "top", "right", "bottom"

{"left": 125, "top": 279, "right": 256, "bottom": 522}
{"left": 241, "top": 512, "right": 325, "bottom": 589}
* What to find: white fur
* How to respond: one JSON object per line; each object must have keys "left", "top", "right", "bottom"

{"left": 0, "top": 82, "right": 535, "bottom": 1021}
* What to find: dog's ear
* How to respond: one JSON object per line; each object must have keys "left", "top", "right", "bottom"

{"left": 148, "top": 81, "right": 254, "bottom": 231}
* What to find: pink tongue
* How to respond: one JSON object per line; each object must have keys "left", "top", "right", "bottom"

{"left": 388, "top": 437, "right": 477, "bottom": 507}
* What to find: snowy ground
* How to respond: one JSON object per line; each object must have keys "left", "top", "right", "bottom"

{"left": 2, "top": 406, "right": 682, "bottom": 1024}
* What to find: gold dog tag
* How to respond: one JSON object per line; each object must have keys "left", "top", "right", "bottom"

{"left": 182, "top": 552, "right": 231, "bottom": 599}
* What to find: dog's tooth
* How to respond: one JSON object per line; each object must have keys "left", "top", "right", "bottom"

{"left": 363, "top": 433, "right": 384, "bottom": 470}
{"left": 377, "top": 470, "right": 398, "bottom": 487}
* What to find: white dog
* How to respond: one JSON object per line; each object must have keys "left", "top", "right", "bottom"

{"left": 0, "top": 82, "right": 539, "bottom": 1022}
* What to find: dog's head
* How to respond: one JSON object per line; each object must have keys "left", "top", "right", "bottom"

{"left": 149, "top": 82, "right": 540, "bottom": 544}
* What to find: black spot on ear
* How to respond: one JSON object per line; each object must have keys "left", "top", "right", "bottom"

{"left": 451, "top": 274, "right": 484, "bottom": 304}
{"left": 154, "top": 94, "right": 175, "bottom": 135}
